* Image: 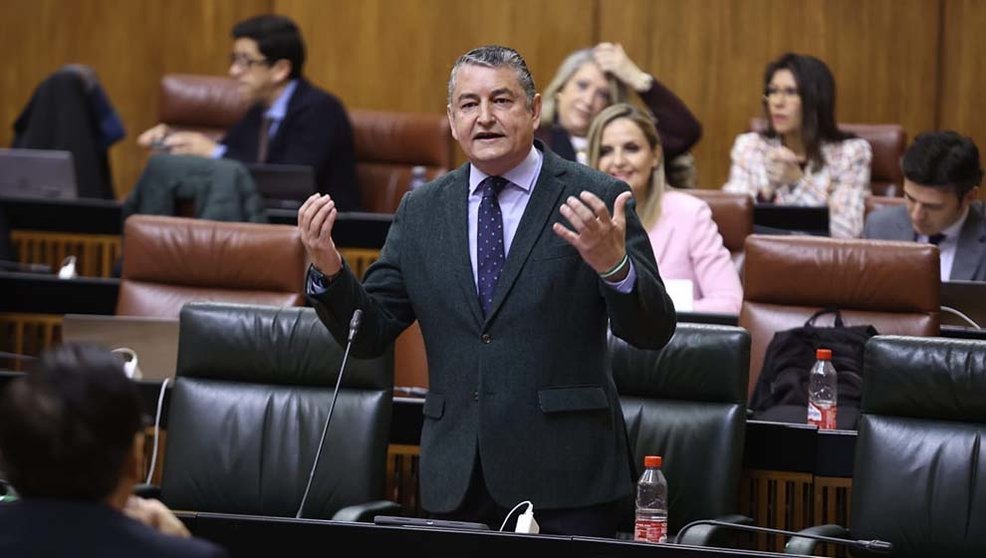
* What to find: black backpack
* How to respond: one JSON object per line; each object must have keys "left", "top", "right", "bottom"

{"left": 750, "top": 308, "right": 878, "bottom": 414}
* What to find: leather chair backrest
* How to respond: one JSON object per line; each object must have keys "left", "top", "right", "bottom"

{"left": 349, "top": 108, "right": 453, "bottom": 214}
{"left": 116, "top": 215, "right": 306, "bottom": 317}
{"left": 864, "top": 194, "right": 907, "bottom": 219}
{"left": 158, "top": 74, "right": 250, "bottom": 140}
{"left": 853, "top": 335, "right": 986, "bottom": 557}
{"left": 740, "top": 235, "right": 940, "bottom": 398}
{"left": 684, "top": 189, "right": 754, "bottom": 273}
{"left": 749, "top": 118, "right": 906, "bottom": 197}
{"left": 164, "top": 302, "right": 393, "bottom": 519}
{"left": 156, "top": 74, "right": 454, "bottom": 214}
{"left": 611, "top": 324, "right": 750, "bottom": 534}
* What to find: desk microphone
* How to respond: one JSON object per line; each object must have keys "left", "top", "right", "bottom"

{"left": 295, "top": 308, "right": 363, "bottom": 519}
{"left": 674, "top": 519, "right": 893, "bottom": 553}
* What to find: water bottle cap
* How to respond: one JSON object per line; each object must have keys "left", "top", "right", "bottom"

{"left": 816, "top": 348, "right": 832, "bottom": 360}
{"left": 643, "top": 455, "right": 662, "bottom": 468}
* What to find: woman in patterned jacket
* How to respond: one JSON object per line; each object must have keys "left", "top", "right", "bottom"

{"left": 724, "top": 53, "right": 872, "bottom": 238}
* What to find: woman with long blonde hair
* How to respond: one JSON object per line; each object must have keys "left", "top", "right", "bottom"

{"left": 588, "top": 104, "right": 741, "bottom": 313}
{"left": 538, "top": 43, "right": 701, "bottom": 188}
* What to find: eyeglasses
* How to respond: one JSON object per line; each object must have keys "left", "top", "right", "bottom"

{"left": 763, "top": 86, "right": 799, "bottom": 102}
{"left": 229, "top": 53, "right": 269, "bottom": 68}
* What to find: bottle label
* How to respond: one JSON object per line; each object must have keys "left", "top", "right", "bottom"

{"left": 634, "top": 518, "right": 667, "bottom": 543}
{"left": 808, "top": 401, "right": 837, "bottom": 430}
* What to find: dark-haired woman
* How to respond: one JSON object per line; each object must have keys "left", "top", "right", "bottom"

{"left": 723, "top": 53, "right": 871, "bottom": 238}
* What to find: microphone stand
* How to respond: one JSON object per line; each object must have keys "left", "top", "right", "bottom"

{"left": 295, "top": 309, "right": 363, "bottom": 519}
{"left": 674, "top": 519, "right": 893, "bottom": 554}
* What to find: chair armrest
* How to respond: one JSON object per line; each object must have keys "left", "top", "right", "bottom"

{"left": 676, "top": 514, "right": 753, "bottom": 547}
{"left": 332, "top": 499, "right": 402, "bottom": 522}
{"left": 133, "top": 483, "right": 162, "bottom": 500}
{"left": 785, "top": 524, "right": 850, "bottom": 555}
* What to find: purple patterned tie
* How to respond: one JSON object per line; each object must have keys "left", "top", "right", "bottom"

{"left": 477, "top": 176, "right": 508, "bottom": 316}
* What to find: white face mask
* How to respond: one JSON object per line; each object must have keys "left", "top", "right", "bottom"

{"left": 112, "top": 347, "right": 142, "bottom": 380}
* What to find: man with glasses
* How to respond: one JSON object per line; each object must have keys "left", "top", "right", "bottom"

{"left": 138, "top": 14, "right": 360, "bottom": 210}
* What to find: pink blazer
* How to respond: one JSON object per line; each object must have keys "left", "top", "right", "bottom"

{"left": 647, "top": 191, "right": 743, "bottom": 313}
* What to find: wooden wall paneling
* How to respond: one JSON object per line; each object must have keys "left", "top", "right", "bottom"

{"left": 4, "top": 1, "right": 973, "bottom": 205}
{"left": 0, "top": 0, "right": 271, "bottom": 200}
{"left": 940, "top": 0, "right": 986, "bottom": 199}
{"left": 276, "top": 0, "right": 596, "bottom": 165}
{"left": 599, "top": 0, "right": 942, "bottom": 191}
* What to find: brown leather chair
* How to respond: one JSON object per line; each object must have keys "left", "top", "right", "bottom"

{"left": 740, "top": 234, "right": 940, "bottom": 398}
{"left": 684, "top": 189, "right": 754, "bottom": 273}
{"left": 156, "top": 74, "right": 454, "bottom": 214}
{"left": 749, "top": 118, "right": 907, "bottom": 197}
{"left": 349, "top": 109, "right": 453, "bottom": 214}
{"left": 158, "top": 74, "right": 249, "bottom": 139}
{"left": 865, "top": 194, "right": 907, "bottom": 220}
{"left": 116, "top": 215, "right": 306, "bottom": 317}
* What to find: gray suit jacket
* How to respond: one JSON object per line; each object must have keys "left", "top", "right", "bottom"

{"left": 310, "top": 145, "right": 676, "bottom": 513}
{"left": 863, "top": 201, "right": 986, "bottom": 280}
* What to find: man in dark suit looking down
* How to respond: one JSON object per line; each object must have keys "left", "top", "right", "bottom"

{"left": 0, "top": 343, "right": 226, "bottom": 557}
{"left": 864, "top": 131, "right": 986, "bottom": 281}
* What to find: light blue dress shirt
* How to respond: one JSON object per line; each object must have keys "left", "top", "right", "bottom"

{"left": 212, "top": 79, "right": 298, "bottom": 159}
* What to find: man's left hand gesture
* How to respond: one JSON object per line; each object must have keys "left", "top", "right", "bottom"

{"left": 553, "top": 190, "right": 632, "bottom": 281}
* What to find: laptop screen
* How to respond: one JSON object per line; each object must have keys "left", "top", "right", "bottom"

{"left": 940, "top": 280, "right": 986, "bottom": 329}
{"left": 0, "top": 148, "right": 78, "bottom": 200}
{"left": 61, "top": 314, "right": 180, "bottom": 381}
{"left": 754, "top": 203, "right": 830, "bottom": 236}
{"left": 244, "top": 163, "right": 316, "bottom": 210}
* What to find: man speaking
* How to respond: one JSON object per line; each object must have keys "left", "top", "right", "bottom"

{"left": 298, "top": 45, "right": 675, "bottom": 537}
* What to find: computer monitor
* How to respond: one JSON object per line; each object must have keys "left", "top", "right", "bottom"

{"left": 244, "top": 163, "right": 316, "bottom": 210}
{"left": 61, "top": 314, "right": 180, "bottom": 381}
{"left": 940, "top": 280, "right": 986, "bottom": 329}
{"left": 754, "top": 203, "right": 830, "bottom": 236}
{"left": 0, "top": 148, "right": 77, "bottom": 200}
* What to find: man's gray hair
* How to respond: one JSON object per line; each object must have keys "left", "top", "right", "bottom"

{"left": 447, "top": 45, "right": 537, "bottom": 108}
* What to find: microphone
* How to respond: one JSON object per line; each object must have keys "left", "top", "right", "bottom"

{"left": 674, "top": 519, "right": 893, "bottom": 554}
{"left": 348, "top": 309, "right": 362, "bottom": 342}
{"left": 295, "top": 308, "right": 364, "bottom": 519}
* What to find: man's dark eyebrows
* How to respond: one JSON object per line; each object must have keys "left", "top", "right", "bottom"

{"left": 456, "top": 92, "right": 480, "bottom": 103}
{"left": 490, "top": 87, "right": 515, "bottom": 98}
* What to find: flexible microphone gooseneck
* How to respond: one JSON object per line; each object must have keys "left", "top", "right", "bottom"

{"left": 295, "top": 309, "right": 363, "bottom": 519}
{"left": 673, "top": 519, "right": 893, "bottom": 553}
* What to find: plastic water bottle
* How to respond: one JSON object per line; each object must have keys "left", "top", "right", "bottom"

{"left": 634, "top": 455, "right": 668, "bottom": 543}
{"left": 408, "top": 165, "right": 427, "bottom": 190}
{"left": 807, "top": 348, "right": 838, "bottom": 430}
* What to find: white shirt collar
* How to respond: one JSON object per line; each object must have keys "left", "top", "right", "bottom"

{"left": 468, "top": 145, "right": 541, "bottom": 195}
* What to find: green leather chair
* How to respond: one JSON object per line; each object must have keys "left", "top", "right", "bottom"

{"left": 158, "top": 302, "right": 398, "bottom": 520}
{"left": 787, "top": 335, "right": 986, "bottom": 557}
{"left": 611, "top": 323, "right": 751, "bottom": 538}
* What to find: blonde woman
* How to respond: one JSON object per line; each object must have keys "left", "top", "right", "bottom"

{"left": 588, "top": 103, "right": 742, "bottom": 313}
{"left": 538, "top": 43, "right": 701, "bottom": 187}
